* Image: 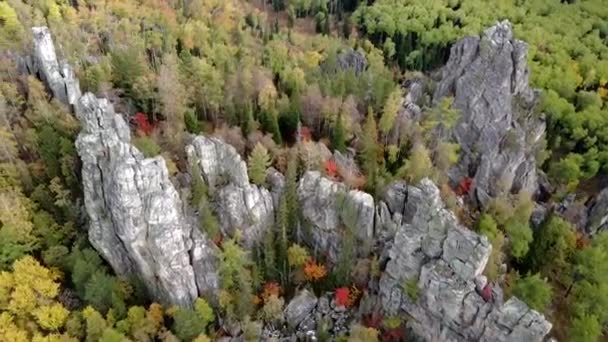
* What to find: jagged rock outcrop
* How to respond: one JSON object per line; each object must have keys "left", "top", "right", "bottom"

{"left": 29, "top": 27, "right": 81, "bottom": 106}
{"left": 378, "top": 179, "right": 551, "bottom": 341}
{"left": 186, "top": 135, "right": 274, "bottom": 247}
{"left": 186, "top": 135, "right": 249, "bottom": 190}
{"left": 587, "top": 187, "right": 608, "bottom": 235}
{"left": 31, "top": 27, "right": 218, "bottom": 306}
{"left": 298, "top": 171, "right": 374, "bottom": 262}
{"left": 434, "top": 21, "right": 545, "bottom": 207}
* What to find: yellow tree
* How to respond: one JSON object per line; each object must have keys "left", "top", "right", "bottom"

{"left": 0, "top": 256, "right": 69, "bottom": 337}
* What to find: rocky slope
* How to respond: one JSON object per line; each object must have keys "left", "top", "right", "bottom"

{"left": 434, "top": 20, "right": 546, "bottom": 207}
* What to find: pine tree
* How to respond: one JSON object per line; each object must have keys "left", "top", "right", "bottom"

{"left": 276, "top": 151, "right": 299, "bottom": 285}
{"left": 248, "top": 143, "right": 271, "bottom": 186}
{"left": 361, "top": 107, "right": 379, "bottom": 193}
{"left": 331, "top": 111, "right": 347, "bottom": 153}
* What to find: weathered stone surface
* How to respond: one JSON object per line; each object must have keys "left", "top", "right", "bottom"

{"left": 297, "top": 171, "right": 374, "bottom": 261}
{"left": 266, "top": 167, "right": 285, "bottom": 208}
{"left": 186, "top": 135, "right": 249, "bottom": 190}
{"left": 284, "top": 290, "right": 318, "bottom": 329}
{"left": 214, "top": 183, "right": 274, "bottom": 248}
{"left": 32, "top": 27, "right": 218, "bottom": 307}
{"left": 587, "top": 187, "right": 608, "bottom": 235}
{"left": 76, "top": 94, "right": 216, "bottom": 306}
{"left": 30, "top": 27, "right": 81, "bottom": 106}
{"left": 434, "top": 21, "right": 545, "bottom": 207}
{"left": 335, "top": 48, "right": 367, "bottom": 75}
{"left": 187, "top": 136, "right": 274, "bottom": 248}
{"left": 379, "top": 178, "right": 551, "bottom": 341}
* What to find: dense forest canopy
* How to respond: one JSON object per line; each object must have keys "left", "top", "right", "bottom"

{"left": 0, "top": 0, "right": 607, "bottom": 341}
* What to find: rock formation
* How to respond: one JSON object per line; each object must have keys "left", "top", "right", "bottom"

{"left": 297, "top": 171, "right": 374, "bottom": 262}
{"left": 30, "top": 27, "right": 218, "bottom": 306}
{"left": 28, "top": 27, "right": 81, "bottom": 107}
{"left": 186, "top": 136, "right": 274, "bottom": 248}
{"left": 434, "top": 20, "right": 546, "bottom": 207}
{"left": 587, "top": 187, "right": 608, "bottom": 235}
{"left": 378, "top": 179, "right": 552, "bottom": 341}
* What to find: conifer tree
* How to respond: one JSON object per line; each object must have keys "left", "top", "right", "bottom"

{"left": 331, "top": 111, "right": 347, "bottom": 153}
{"left": 248, "top": 143, "right": 271, "bottom": 186}
{"left": 361, "top": 107, "right": 379, "bottom": 192}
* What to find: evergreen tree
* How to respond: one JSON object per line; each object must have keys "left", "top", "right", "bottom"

{"left": 361, "top": 107, "right": 379, "bottom": 193}
{"left": 248, "top": 143, "right": 271, "bottom": 186}
{"left": 331, "top": 111, "right": 347, "bottom": 153}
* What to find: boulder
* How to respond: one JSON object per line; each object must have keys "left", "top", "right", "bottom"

{"left": 284, "top": 290, "right": 318, "bottom": 329}
{"left": 214, "top": 183, "right": 274, "bottom": 248}
{"left": 587, "top": 187, "right": 608, "bottom": 235}
{"left": 185, "top": 135, "right": 249, "bottom": 191}
{"left": 297, "top": 171, "right": 374, "bottom": 261}
{"left": 434, "top": 20, "right": 545, "bottom": 207}
{"left": 266, "top": 167, "right": 285, "bottom": 208}
{"left": 186, "top": 136, "right": 274, "bottom": 248}
{"left": 336, "top": 48, "right": 367, "bottom": 75}
{"left": 378, "top": 178, "right": 551, "bottom": 341}
{"left": 32, "top": 27, "right": 218, "bottom": 306}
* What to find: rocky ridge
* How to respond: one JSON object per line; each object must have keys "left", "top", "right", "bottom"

{"left": 377, "top": 179, "right": 551, "bottom": 341}
{"left": 31, "top": 27, "right": 219, "bottom": 306}
{"left": 434, "top": 20, "right": 546, "bottom": 207}
{"left": 30, "top": 24, "right": 554, "bottom": 341}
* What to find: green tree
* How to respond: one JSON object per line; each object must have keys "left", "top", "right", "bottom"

{"left": 248, "top": 143, "right": 271, "bottom": 186}
{"left": 361, "top": 108, "right": 379, "bottom": 192}
{"left": 378, "top": 88, "right": 401, "bottom": 136}
{"left": 172, "top": 298, "right": 214, "bottom": 341}
{"left": 569, "top": 314, "right": 602, "bottom": 342}
{"left": 331, "top": 111, "right": 347, "bottom": 153}
{"left": 218, "top": 239, "right": 254, "bottom": 319}
{"left": 400, "top": 143, "right": 433, "bottom": 184}
{"left": 526, "top": 215, "right": 576, "bottom": 282}
{"left": 512, "top": 273, "right": 553, "bottom": 312}
{"left": 504, "top": 220, "right": 533, "bottom": 260}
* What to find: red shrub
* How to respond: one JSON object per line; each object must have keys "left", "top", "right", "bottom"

{"left": 335, "top": 287, "right": 350, "bottom": 307}
{"left": 324, "top": 159, "right": 338, "bottom": 179}
{"left": 457, "top": 176, "right": 473, "bottom": 196}
{"left": 383, "top": 327, "right": 406, "bottom": 341}
{"left": 363, "top": 312, "right": 383, "bottom": 329}
{"left": 134, "top": 112, "right": 154, "bottom": 136}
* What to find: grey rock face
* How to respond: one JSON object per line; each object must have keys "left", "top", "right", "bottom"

{"left": 434, "top": 21, "right": 545, "bottom": 207}
{"left": 284, "top": 290, "right": 318, "bottom": 329}
{"left": 76, "top": 94, "right": 215, "bottom": 306}
{"left": 30, "top": 27, "right": 81, "bottom": 106}
{"left": 32, "top": 27, "right": 218, "bottom": 306}
{"left": 379, "top": 179, "right": 551, "bottom": 341}
{"left": 297, "top": 171, "right": 374, "bottom": 262}
{"left": 587, "top": 187, "right": 608, "bottom": 235}
{"left": 266, "top": 167, "right": 285, "bottom": 209}
{"left": 214, "top": 183, "right": 274, "bottom": 248}
{"left": 186, "top": 135, "right": 249, "bottom": 190}
{"left": 335, "top": 48, "right": 367, "bottom": 75}
{"left": 187, "top": 135, "right": 274, "bottom": 248}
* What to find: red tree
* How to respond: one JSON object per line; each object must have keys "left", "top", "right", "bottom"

{"left": 133, "top": 112, "right": 154, "bottom": 136}
{"left": 457, "top": 176, "right": 473, "bottom": 196}
{"left": 335, "top": 287, "right": 350, "bottom": 307}
{"left": 324, "top": 159, "right": 338, "bottom": 179}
